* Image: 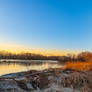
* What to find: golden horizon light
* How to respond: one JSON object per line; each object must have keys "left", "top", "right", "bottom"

{"left": 0, "top": 43, "right": 81, "bottom": 56}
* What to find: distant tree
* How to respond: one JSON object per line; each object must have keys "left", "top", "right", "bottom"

{"left": 77, "top": 52, "right": 92, "bottom": 62}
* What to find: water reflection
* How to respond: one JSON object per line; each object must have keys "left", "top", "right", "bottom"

{"left": 0, "top": 62, "right": 63, "bottom": 76}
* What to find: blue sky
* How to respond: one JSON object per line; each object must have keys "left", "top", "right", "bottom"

{"left": 0, "top": 0, "right": 92, "bottom": 51}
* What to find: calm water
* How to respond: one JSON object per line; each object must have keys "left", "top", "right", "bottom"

{"left": 0, "top": 60, "right": 63, "bottom": 76}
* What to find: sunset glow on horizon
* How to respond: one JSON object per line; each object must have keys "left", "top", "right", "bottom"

{"left": 0, "top": 43, "right": 81, "bottom": 56}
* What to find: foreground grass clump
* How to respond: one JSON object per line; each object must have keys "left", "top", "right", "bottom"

{"left": 65, "top": 61, "right": 92, "bottom": 71}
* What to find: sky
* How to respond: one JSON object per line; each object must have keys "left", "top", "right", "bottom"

{"left": 0, "top": 0, "right": 92, "bottom": 53}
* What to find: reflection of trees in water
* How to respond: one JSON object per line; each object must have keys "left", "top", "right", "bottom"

{"left": 0, "top": 61, "right": 57, "bottom": 67}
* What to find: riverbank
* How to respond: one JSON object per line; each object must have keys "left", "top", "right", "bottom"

{"left": 0, "top": 68, "right": 92, "bottom": 92}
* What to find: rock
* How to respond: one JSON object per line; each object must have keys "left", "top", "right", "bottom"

{"left": 0, "top": 79, "right": 24, "bottom": 92}
{"left": 15, "top": 77, "right": 34, "bottom": 90}
{"left": 0, "top": 69, "right": 91, "bottom": 92}
{"left": 0, "top": 79, "right": 17, "bottom": 90}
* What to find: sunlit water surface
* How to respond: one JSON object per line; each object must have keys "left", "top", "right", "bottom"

{"left": 0, "top": 60, "right": 63, "bottom": 76}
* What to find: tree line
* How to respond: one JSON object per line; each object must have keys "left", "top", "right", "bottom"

{"left": 0, "top": 51, "right": 92, "bottom": 63}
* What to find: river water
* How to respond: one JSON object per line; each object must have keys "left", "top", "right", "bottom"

{"left": 0, "top": 59, "right": 63, "bottom": 76}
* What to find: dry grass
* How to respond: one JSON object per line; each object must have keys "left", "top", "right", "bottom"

{"left": 65, "top": 61, "right": 92, "bottom": 71}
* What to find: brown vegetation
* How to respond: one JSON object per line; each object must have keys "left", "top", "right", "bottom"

{"left": 65, "top": 61, "right": 92, "bottom": 71}
{"left": 64, "top": 52, "right": 92, "bottom": 71}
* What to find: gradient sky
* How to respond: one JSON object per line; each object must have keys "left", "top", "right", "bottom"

{"left": 0, "top": 0, "right": 92, "bottom": 51}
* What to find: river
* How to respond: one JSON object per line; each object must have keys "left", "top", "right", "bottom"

{"left": 0, "top": 59, "right": 63, "bottom": 76}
